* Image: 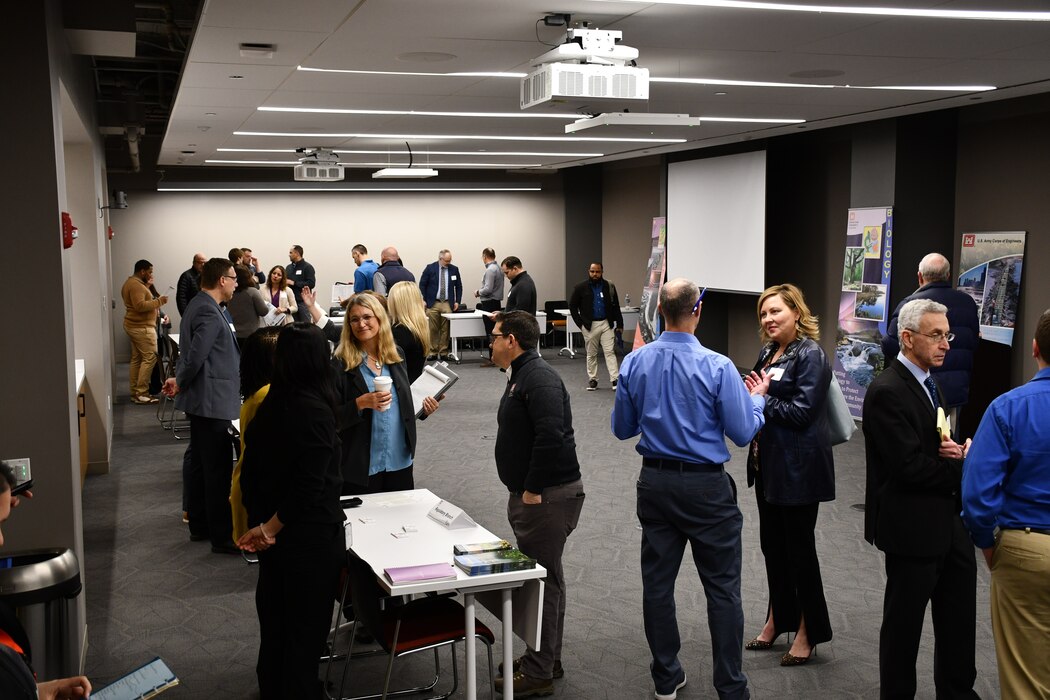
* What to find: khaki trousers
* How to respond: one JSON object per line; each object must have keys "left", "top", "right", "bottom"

{"left": 990, "top": 529, "right": 1050, "bottom": 699}
{"left": 124, "top": 323, "right": 158, "bottom": 398}
{"left": 426, "top": 300, "right": 452, "bottom": 355}
{"left": 581, "top": 318, "right": 619, "bottom": 382}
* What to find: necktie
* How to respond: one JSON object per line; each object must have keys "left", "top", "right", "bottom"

{"left": 438, "top": 267, "right": 446, "bottom": 301}
{"left": 923, "top": 376, "right": 940, "bottom": 410}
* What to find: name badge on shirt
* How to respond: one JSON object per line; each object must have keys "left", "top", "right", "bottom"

{"left": 229, "top": 323, "right": 237, "bottom": 334}
{"left": 450, "top": 275, "right": 457, "bottom": 281}
{"left": 767, "top": 367, "right": 785, "bottom": 381}
{"left": 296, "top": 269, "right": 302, "bottom": 275}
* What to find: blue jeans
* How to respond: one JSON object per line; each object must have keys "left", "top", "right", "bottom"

{"left": 637, "top": 465, "right": 750, "bottom": 700}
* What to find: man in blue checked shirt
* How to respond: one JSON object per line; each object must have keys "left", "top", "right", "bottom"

{"left": 962, "top": 307, "right": 1050, "bottom": 699}
{"left": 612, "top": 278, "right": 769, "bottom": 700}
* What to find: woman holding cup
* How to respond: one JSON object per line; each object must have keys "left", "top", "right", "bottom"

{"left": 332, "top": 293, "right": 438, "bottom": 494}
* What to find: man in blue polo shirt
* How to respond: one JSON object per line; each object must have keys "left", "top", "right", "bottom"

{"left": 962, "top": 307, "right": 1050, "bottom": 699}
{"left": 351, "top": 244, "right": 378, "bottom": 293}
{"left": 613, "top": 278, "right": 768, "bottom": 700}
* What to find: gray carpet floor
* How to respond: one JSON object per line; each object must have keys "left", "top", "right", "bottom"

{"left": 84, "top": 345, "right": 1000, "bottom": 699}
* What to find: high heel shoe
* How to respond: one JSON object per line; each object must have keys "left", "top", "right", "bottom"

{"left": 780, "top": 645, "right": 817, "bottom": 666}
{"left": 745, "top": 632, "right": 785, "bottom": 650}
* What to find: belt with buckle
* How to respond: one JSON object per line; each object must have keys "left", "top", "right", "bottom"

{"left": 1005, "top": 527, "right": 1050, "bottom": 536}
{"left": 642, "top": 457, "right": 723, "bottom": 473}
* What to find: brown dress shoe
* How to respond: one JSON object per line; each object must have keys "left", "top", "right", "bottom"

{"left": 495, "top": 671, "right": 554, "bottom": 697}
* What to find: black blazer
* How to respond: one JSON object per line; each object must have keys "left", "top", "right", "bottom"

{"left": 334, "top": 352, "right": 417, "bottom": 490}
{"left": 746, "top": 338, "right": 835, "bottom": 505}
{"left": 862, "top": 360, "right": 962, "bottom": 556}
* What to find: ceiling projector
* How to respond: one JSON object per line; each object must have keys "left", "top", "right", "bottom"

{"left": 294, "top": 147, "right": 344, "bottom": 182}
{"left": 521, "top": 27, "right": 648, "bottom": 110}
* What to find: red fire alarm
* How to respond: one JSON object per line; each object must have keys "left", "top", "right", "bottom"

{"left": 107, "top": 226, "right": 115, "bottom": 240}
{"left": 61, "top": 212, "right": 76, "bottom": 249}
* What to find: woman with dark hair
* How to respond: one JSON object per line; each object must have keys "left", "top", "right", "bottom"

{"left": 237, "top": 324, "right": 345, "bottom": 698}
{"left": 0, "top": 463, "right": 93, "bottom": 699}
{"left": 743, "top": 283, "right": 835, "bottom": 666}
{"left": 229, "top": 326, "right": 282, "bottom": 543}
{"left": 228, "top": 264, "right": 268, "bottom": 349}
{"left": 332, "top": 293, "right": 438, "bottom": 495}
{"left": 263, "top": 265, "right": 296, "bottom": 326}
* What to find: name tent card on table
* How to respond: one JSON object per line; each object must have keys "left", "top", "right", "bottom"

{"left": 427, "top": 499, "right": 477, "bottom": 530}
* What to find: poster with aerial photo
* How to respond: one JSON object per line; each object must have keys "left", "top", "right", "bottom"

{"left": 958, "top": 231, "right": 1026, "bottom": 346}
{"left": 835, "top": 207, "right": 893, "bottom": 418}
{"left": 634, "top": 217, "right": 667, "bottom": 349}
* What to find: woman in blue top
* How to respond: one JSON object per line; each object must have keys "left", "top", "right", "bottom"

{"left": 333, "top": 293, "right": 438, "bottom": 494}
{"left": 743, "top": 283, "right": 835, "bottom": 667}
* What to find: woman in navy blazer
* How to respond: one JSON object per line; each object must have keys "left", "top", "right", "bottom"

{"left": 743, "top": 284, "right": 835, "bottom": 666}
{"left": 332, "top": 293, "right": 438, "bottom": 494}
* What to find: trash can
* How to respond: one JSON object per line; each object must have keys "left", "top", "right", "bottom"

{"left": 0, "top": 548, "right": 82, "bottom": 680}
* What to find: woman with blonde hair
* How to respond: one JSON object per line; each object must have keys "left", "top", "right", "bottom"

{"left": 264, "top": 265, "right": 297, "bottom": 325}
{"left": 386, "top": 281, "right": 431, "bottom": 381}
{"left": 332, "top": 293, "right": 438, "bottom": 494}
{"left": 743, "top": 283, "right": 835, "bottom": 666}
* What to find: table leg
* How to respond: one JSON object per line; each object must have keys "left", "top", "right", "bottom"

{"left": 558, "top": 330, "right": 576, "bottom": 358}
{"left": 502, "top": 588, "right": 514, "bottom": 697}
{"left": 464, "top": 591, "right": 477, "bottom": 700}
{"left": 449, "top": 335, "right": 460, "bottom": 364}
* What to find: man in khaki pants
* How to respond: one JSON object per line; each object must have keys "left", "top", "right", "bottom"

{"left": 962, "top": 307, "right": 1050, "bottom": 699}
{"left": 121, "top": 259, "right": 167, "bottom": 404}
{"left": 568, "top": 263, "right": 623, "bottom": 391}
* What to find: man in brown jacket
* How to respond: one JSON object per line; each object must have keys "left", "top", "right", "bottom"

{"left": 121, "top": 259, "right": 168, "bottom": 404}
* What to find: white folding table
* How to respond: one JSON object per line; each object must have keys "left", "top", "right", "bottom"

{"left": 553, "top": 308, "right": 639, "bottom": 358}
{"left": 345, "top": 489, "right": 545, "bottom": 700}
{"left": 441, "top": 310, "right": 546, "bottom": 363}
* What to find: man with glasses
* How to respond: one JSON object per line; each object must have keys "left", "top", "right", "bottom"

{"left": 163, "top": 258, "right": 242, "bottom": 555}
{"left": 490, "top": 311, "right": 585, "bottom": 697}
{"left": 863, "top": 298, "right": 979, "bottom": 699}
{"left": 882, "top": 252, "right": 980, "bottom": 427}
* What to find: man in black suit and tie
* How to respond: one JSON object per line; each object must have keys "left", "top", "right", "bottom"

{"left": 863, "top": 298, "right": 979, "bottom": 699}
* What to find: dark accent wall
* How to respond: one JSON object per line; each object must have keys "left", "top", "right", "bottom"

{"left": 563, "top": 165, "right": 603, "bottom": 298}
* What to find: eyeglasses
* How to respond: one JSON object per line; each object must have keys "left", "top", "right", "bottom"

{"left": 348, "top": 314, "right": 376, "bottom": 326}
{"left": 223, "top": 275, "right": 237, "bottom": 282}
{"left": 489, "top": 333, "right": 510, "bottom": 343}
{"left": 910, "top": 330, "right": 955, "bottom": 343}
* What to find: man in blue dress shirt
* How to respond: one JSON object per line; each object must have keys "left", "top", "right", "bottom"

{"left": 962, "top": 307, "right": 1050, "bottom": 698}
{"left": 612, "top": 278, "right": 769, "bottom": 700}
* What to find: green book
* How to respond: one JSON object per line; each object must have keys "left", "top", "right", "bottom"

{"left": 453, "top": 539, "right": 513, "bottom": 556}
{"left": 454, "top": 548, "right": 537, "bottom": 576}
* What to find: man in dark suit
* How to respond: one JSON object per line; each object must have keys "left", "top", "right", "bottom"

{"left": 863, "top": 298, "right": 979, "bottom": 699}
{"left": 881, "top": 252, "right": 981, "bottom": 423}
{"left": 418, "top": 249, "right": 462, "bottom": 359}
{"left": 163, "top": 258, "right": 242, "bottom": 554}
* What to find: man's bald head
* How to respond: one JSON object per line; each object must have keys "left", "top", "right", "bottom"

{"left": 918, "top": 253, "right": 951, "bottom": 283}
{"left": 659, "top": 278, "right": 701, "bottom": 325}
{"left": 381, "top": 246, "right": 400, "bottom": 263}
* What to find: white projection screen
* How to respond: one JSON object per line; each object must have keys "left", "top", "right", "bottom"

{"left": 666, "top": 150, "right": 766, "bottom": 294}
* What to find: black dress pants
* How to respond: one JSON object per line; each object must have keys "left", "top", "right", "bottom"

{"left": 186, "top": 414, "right": 234, "bottom": 547}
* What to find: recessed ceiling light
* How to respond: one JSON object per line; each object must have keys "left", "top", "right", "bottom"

{"left": 397, "top": 52, "right": 457, "bottom": 63}
{"left": 204, "top": 112, "right": 217, "bottom": 116}
{"left": 714, "top": 91, "right": 727, "bottom": 96}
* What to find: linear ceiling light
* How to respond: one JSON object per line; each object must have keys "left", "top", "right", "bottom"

{"left": 372, "top": 167, "right": 439, "bottom": 179}
{"left": 297, "top": 66, "right": 526, "bottom": 78}
{"left": 613, "top": 0, "right": 1050, "bottom": 21}
{"left": 234, "top": 131, "right": 685, "bottom": 144}
{"left": 652, "top": 77, "right": 996, "bottom": 91}
{"left": 157, "top": 182, "right": 542, "bottom": 192}
{"left": 259, "top": 106, "right": 575, "bottom": 120}
{"left": 206, "top": 159, "right": 544, "bottom": 168}
{"left": 217, "top": 148, "right": 605, "bottom": 157}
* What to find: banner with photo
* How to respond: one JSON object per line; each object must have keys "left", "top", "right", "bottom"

{"left": 958, "top": 231, "right": 1026, "bottom": 347}
{"left": 634, "top": 217, "right": 667, "bottom": 350}
{"left": 833, "top": 206, "right": 894, "bottom": 419}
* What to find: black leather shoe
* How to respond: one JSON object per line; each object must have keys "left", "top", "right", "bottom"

{"left": 211, "top": 542, "right": 241, "bottom": 555}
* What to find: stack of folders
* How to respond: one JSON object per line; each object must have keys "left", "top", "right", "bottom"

{"left": 453, "top": 540, "right": 536, "bottom": 576}
{"left": 384, "top": 562, "right": 457, "bottom": 584}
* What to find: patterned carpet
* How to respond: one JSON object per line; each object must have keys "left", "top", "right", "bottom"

{"left": 84, "top": 349, "right": 999, "bottom": 699}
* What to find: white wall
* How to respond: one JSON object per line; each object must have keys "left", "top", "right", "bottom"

{"left": 109, "top": 189, "right": 566, "bottom": 358}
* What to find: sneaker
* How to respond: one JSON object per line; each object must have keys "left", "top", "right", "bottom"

{"left": 586, "top": 379, "right": 598, "bottom": 391}
{"left": 655, "top": 673, "right": 687, "bottom": 700}
{"left": 495, "top": 671, "right": 554, "bottom": 697}
{"left": 498, "top": 657, "right": 563, "bottom": 680}
{"left": 611, "top": 378, "right": 618, "bottom": 389}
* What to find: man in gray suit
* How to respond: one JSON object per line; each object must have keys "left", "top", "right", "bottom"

{"left": 163, "top": 258, "right": 242, "bottom": 554}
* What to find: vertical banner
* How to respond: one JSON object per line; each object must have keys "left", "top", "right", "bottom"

{"left": 834, "top": 206, "right": 894, "bottom": 418}
{"left": 634, "top": 217, "right": 667, "bottom": 349}
{"left": 958, "top": 231, "right": 1026, "bottom": 347}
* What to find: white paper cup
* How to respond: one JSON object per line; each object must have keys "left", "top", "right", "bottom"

{"left": 372, "top": 376, "right": 393, "bottom": 410}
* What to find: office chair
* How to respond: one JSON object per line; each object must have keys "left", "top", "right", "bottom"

{"left": 157, "top": 335, "right": 190, "bottom": 436}
{"left": 542, "top": 300, "right": 568, "bottom": 349}
{"left": 325, "top": 551, "right": 496, "bottom": 700}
